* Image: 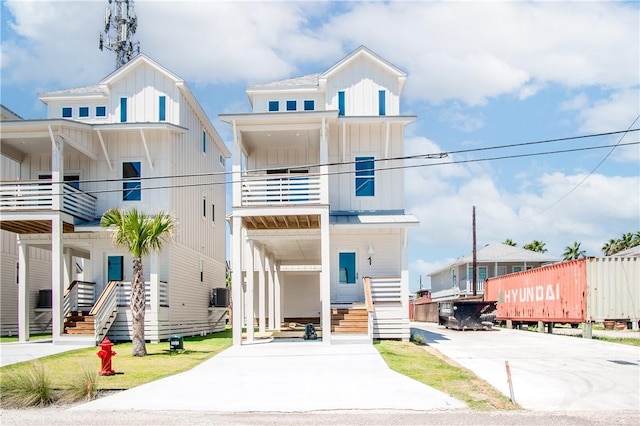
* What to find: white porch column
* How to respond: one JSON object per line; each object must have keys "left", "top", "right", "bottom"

{"left": 231, "top": 216, "right": 243, "bottom": 345}
{"left": 63, "top": 248, "right": 73, "bottom": 291}
{"left": 320, "top": 209, "right": 331, "bottom": 344}
{"left": 257, "top": 244, "right": 266, "bottom": 334}
{"left": 245, "top": 239, "right": 255, "bottom": 342}
{"left": 17, "top": 241, "right": 30, "bottom": 342}
{"left": 274, "top": 261, "right": 282, "bottom": 330}
{"left": 401, "top": 229, "right": 409, "bottom": 341}
{"left": 266, "top": 254, "right": 275, "bottom": 330}
{"left": 320, "top": 118, "right": 329, "bottom": 205}
{"left": 148, "top": 253, "right": 160, "bottom": 343}
{"left": 51, "top": 213, "right": 65, "bottom": 342}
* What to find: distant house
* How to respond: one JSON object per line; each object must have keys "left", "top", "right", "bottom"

{"left": 221, "top": 46, "right": 419, "bottom": 345}
{"left": 429, "top": 242, "right": 558, "bottom": 301}
{"left": 613, "top": 246, "right": 640, "bottom": 257}
{"left": 0, "top": 54, "right": 230, "bottom": 344}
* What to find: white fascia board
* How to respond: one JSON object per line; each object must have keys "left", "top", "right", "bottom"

{"left": 219, "top": 110, "right": 338, "bottom": 124}
{"left": 233, "top": 205, "right": 328, "bottom": 217}
{"left": 338, "top": 115, "right": 416, "bottom": 125}
{"left": 92, "top": 122, "right": 188, "bottom": 133}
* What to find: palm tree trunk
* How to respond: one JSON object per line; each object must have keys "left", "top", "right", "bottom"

{"left": 131, "top": 258, "right": 147, "bottom": 356}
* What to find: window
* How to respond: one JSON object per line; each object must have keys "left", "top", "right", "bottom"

{"left": 378, "top": 90, "right": 386, "bottom": 116}
{"left": 202, "top": 131, "right": 207, "bottom": 154}
{"left": 479, "top": 266, "right": 487, "bottom": 282}
{"left": 79, "top": 107, "right": 89, "bottom": 118}
{"left": 338, "top": 91, "right": 345, "bottom": 116}
{"left": 339, "top": 252, "right": 356, "bottom": 284}
{"left": 96, "top": 106, "right": 106, "bottom": 117}
{"left": 512, "top": 266, "right": 523, "bottom": 273}
{"left": 38, "top": 173, "right": 80, "bottom": 190}
{"left": 62, "top": 107, "right": 72, "bottom": 118}
{"left": 203, "top": 196, "right": 207, "bottom": 218}
{"left": 211, "top": 203, "right": 215, "bottom": 222}
{"left": 159, "top": 96, "right": 166, "bottom": 121}
{"left": 268, "top": 101, "right": 279, "bottom": 112}
{"left": 355, "top": 156, "right": 375, "bottom": 197}
{"left": 219, "top": 155, "right": 225, "bottom": 167}
{"left": 304, "top": 100, "right": 314, "bottom": 111}
{"left": 107, "top": 256, "right": 124, "bottom": 281}
{"left": 200, "top": 259, "right": 204, "bottom": 283}
{"left": 122, "top": 161, "right": 141, "bottom": 201}
{"left": 286, "top": 100, "right": 296, "bottom": 111}
{"left": 451, "top": 270, "right": 457, "bottom": 288}
{"left": 120, "top": 97, "right": 127, "bottom": 122}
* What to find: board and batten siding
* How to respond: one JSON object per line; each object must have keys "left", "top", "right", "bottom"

{"left": 325, "top": 54, "right": 401, "bottom": 117}
{"left": 327, "top": 122, "right": 404, "bottom": 211}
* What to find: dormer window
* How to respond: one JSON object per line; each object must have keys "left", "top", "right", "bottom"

{"left": 79, "top": 107, "right": 89, "bottom": 118}
{"left": 62, "top": 107, "right": 72, "bottom": 118}
{"left": 286, "top": 100, "right": 297, "bottom": 111}
{"left": 268, "top": 101, "right": 279, "bottom": 112}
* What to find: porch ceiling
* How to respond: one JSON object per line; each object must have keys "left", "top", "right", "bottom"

{"left": 243, "top": 214, "right": 320, "bottom": 230}
{"left": 0, "top": 220, "right": 75, "bottom": 234}
{"left": 242, "top": 128, "right": 320, "bottom": 152}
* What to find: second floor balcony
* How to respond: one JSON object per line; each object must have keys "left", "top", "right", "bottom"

{"left": 241, "top": 173, "right": 323, "bottom": 206}
{"left": 0, "top": 180, "right": 97, "bottom": 222}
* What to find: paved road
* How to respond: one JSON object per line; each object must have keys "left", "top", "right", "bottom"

{"left": 410, "top": 322, "right": 640, "bottom": 412}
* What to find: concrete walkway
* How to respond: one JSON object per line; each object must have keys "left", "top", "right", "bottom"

{"left": 72, "top": 340, "right": 465, "bottom": 412}
{"left": 0, "top": 340, "right": 93, "bottom": 367}
{"left": 411, "top": 322, "right": 640, "bottom": 412}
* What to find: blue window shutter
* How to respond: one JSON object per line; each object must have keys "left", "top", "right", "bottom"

{"left": 120, "top": 97, "right": 127, "bottom": 122}
{"left": 378, "top": 90, "right": 386, "bottom": 116}
{"left": 202, "top": 131, "right": 207, "bottom": 153}
{"left": 159, "top": 96, "right": 166, "bottom": 121}
{"left": 268, "top": 101, "right": 279, "bottom": 112}
{"left": 338, "top": 91, "right": 345, "bottom": 116}
{"left": 286, "top": 100, "right": 296, "bottom": 111}
{"left": 79, "top": 107, "right": 89, "bottom": 118}
{"left": 62, "top": 107, "right": 72, "bottom": 118}
{"left": 355, "top": 156, "right": 375, "bottom": 197}
{"left": 304, "top": 100, "right": 314, "bottom": 111}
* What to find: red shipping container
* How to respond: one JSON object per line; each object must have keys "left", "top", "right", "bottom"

{"left": 485, "top": 259, "right": 586, "bottom": 322}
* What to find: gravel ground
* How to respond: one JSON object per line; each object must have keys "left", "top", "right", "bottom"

{"left": 1, "top": 407, "right": 639, "bottom": 425}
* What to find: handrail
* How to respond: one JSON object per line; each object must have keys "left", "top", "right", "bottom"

{"left": 63, "top": 280, "right": 96, "bottom": 318}
{"left": 363, "top": 276, "right": 374, "bottom": 313}
{"left": 90, "top": 281, "right": 120, "bottom": 342}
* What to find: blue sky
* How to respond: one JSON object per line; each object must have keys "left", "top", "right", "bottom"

{"left": 2, "top": 1, "right": 639, "bottom": 291}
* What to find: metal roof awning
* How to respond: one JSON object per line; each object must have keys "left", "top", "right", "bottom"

{"left": 330, "top": 213, "right": 420, "bottom": 228}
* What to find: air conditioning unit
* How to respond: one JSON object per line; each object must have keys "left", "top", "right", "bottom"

{"left": 210, "top": 287, "right": 229, "bottom": 308}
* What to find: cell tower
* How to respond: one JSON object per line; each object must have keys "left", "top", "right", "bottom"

{"left": 99, "top": 0, "right": 140, "bottom": 69}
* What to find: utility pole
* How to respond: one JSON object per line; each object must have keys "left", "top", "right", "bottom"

{"left": 99, "top": 0, "right": 140, "bottom": 69}
{"left": 472, "top": 205, "right": 477, "bottom": 297}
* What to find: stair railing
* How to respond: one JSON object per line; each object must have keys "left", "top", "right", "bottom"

{"left": 89, "top": 281, "right": 120, "bottom": 342}
{"left": 363, "top": 276, "right": 374, "bottom": 338}
{"left": 63, "top": 280, "right": 96, "bottom": 319}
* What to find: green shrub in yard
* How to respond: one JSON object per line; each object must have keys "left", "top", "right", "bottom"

{"left": 0, "top": 362, "right": 55, "bottom": 408}
{"left": 410, "top": 332, "right": 426, "bottom": 345}
{"left": 62, "top": 362, "right": 100, "bottom": 402}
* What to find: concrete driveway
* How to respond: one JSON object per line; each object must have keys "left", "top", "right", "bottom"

{"left": 411, "top": 322, "right": 640, "bottom": 411}
{"left": 1, "top": 340, "right": 93, "bottom": 367}
{"left": 72, "top": 339, "right": 465, "bottom": 412}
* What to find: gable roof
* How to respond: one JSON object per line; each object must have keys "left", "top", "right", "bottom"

{"left": 320, "top": 45, "right": 407, "bottom": 80}
{"left": 429, "top": 242, "right": 559, "bottom": 276}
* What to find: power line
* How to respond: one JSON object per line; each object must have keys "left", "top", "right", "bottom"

{"left": 10, "top": 127, "right": 638, "bottom": 187}
{"left": 24, "top": 140, "right": 639, "bottom": 197}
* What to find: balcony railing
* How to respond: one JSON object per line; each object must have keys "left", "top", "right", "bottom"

{"left": 241, "top": 174, "right": 322, "bottom": 206}
{"left": 0, "top": 180, "right": 97, "bottom": 221}
{"left": 461, "top": 279, "right": 485, "bottom": 295}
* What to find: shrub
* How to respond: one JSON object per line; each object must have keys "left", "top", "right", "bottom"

{"left": 410, "top": 332, "right": 426, "bottom": 346}
{"left": 62, "top": 363, "right": 99, "bottom": 402}
{"left": 1, "top": 363, "right": 54, "bottom": 408}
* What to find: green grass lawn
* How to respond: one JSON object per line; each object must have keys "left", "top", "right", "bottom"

{"left": 375, "top": 340, "right": 518, "bottom": 411}
{"left": 0, "top": 334, "right": 52, "bottom": 344}
{"left": 0, "top": 329, "right": 232, "bottom": 391}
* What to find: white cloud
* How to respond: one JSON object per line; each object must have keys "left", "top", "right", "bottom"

{"left": 438, "top": 103, "right": 485, "bottom": 132}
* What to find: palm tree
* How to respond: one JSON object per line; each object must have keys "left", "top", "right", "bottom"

{"left": 620, "top": 232, "right": 635, "bottom": 250}
{"left": 523, "top": 240, "right": 547, "bottom": 253}
{"left": 503, "top": 239, "right": 517, "bottom": 247}
{"left": 101, "top": 208, "right": 176, "bottom": 356}
{"left": 563, "top": 242, "right": 586, "bottom": 261}
{"left": 601, "top": 238, "right": 619, "bottom": 256}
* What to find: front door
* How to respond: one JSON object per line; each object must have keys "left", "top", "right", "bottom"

{"left": 337, "top": 251, "right": 360, "bottom": 302}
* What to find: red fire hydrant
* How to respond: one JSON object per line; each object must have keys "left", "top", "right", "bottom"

{"left": 97, "top": 337, "right": 116, "bottom": 376}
